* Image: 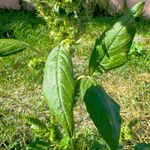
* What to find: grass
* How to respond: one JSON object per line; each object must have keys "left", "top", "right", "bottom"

{"left": 0, "top": 9, "right": 150, "bottom": 149}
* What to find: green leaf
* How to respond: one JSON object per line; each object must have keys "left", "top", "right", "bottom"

{"left": 80, "top": 76, "right": 121, "bottom": 150}
{"left": 25, "top": 115, "right": 47, "bottom": 129}
{"left": 26, "top": 138, "right": 50, "bottom": 150}
{"left": 134, "top": 143, "right": 150, "bottom": 150}
{"left": 43, "top": 42, "right": 75, "bottom": 137}
{"left": 58, "top": 135, "right": 70, "bottom": 149}
{"left": 89, "top": 1, "right": 145, "bottom": 75}
{"left": 0, "top": 39, "right": 29, "bottom": 57}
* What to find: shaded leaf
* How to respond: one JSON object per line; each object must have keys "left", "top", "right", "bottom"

{"left": 43, "top": 42, "right": 75, "bottom": 137}
{"left": 26, "top": 138, "right": 50, "bottom": 150}
{"left": 134, "top": 143, "right": 150, "bottom": 150}
{"left": 25, "top": 116, "right": 47, "bottom": 129}
{"left": 80, "top": 76, "right": 121, "bottom": 150}
{"left": 89, "top": 2, "right": 145, "bottom": 75}
{"left": 0, "top": 39, "right": 29, "bottom": 57}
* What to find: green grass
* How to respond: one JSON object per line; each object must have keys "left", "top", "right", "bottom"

{"left": 0, "top": 9, "right": 150, "bottom": 149}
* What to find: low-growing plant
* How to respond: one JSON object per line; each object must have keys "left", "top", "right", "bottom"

{"left": 0, "top": 2, "right": 146, "bottom": 150}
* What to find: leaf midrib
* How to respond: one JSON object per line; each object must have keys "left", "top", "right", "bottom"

{"left": 104, "top": 14, "right": 134, "bottom": 54}
{"left": 55, "top": 47, "right": 72, "bottom": 137}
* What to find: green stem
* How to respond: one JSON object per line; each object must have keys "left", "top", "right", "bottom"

{"left": 71, "top": 130, "right": 77, "bottom": 150}
{"left": 71, "top": 138, "right": 76, "bottom": 150}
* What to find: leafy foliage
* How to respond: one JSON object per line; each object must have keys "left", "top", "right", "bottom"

{"left": 27, "top": 0, "right": 80, "bottom": 41}
{"left": 80, "top": 76, "right": 121, "bottom": 149}
{"left": 43, "top": 41, "right": 75, "bottom": 138}
{"left": 0, "top": 1, "right": 147, "bottom": 150}
{"left": 89, "top": 2, "right": 145, "bottom": 75}
{"left": 26, "top": 138, "right": 50, "bottom": 150}
{"left": 134, "top": 143, "right": 150, "bottom": 150}
{"left": 0, "top": 39, "right": 29, "bottom": 57}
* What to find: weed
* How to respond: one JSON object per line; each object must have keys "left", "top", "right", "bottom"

{"left": 0, "top": 3, "right": 150, "bottom": 149}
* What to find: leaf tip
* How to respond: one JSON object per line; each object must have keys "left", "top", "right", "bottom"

{"left": 131, "top": 1, "right": 145, "bottom": 18}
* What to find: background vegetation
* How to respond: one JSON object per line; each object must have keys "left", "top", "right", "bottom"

{"left": 0, "top": 6, "right": 150, "bottom": 149}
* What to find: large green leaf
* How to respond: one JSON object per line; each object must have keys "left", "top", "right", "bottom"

{"left": 80, "top": 76, "right": 121, "bottom": 150}
{"left": 0, "top": 39, "right": 29, "bottom": 57}
{"left": 43, "top": 42, "right": 75, "bottom": 137}
{"left": 89, "top": 2, "right": 145, "bottom": 75}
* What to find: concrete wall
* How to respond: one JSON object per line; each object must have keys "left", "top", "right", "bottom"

{"left": 0, "top": 0, "right": 21, "bottom": 9}
{"left": 0, "top": 0, "right": 34, "bottom": 10}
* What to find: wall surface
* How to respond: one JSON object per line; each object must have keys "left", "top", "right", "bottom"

{"left": 0, "top": 0, "right": 150, "bottom": 17}
{"left": 0, "top": 0, "right": 21, "bottom": 9}
{"left": 0, "top": 0, "right": 34, "bottom": 10}
{"left": 144, "top": 0, "right": 150, "bottom": 17}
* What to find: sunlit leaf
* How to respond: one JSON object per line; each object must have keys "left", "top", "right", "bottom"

{"left": 43, "top": 42, "right": 75, "bottom": 137}
{"left": 0, "top": 39, "right": 29, "bottom": 57}
{"left": 89, "top": 2, "right": 145, "bottom": 75}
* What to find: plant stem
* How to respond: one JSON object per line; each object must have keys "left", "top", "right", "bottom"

{"left": 71, "top": 138, "right": 76, "bottom": 150}
{"left": 71, "top": 130, "right": 77, "bottom": 150}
